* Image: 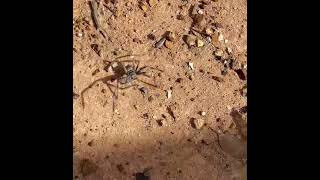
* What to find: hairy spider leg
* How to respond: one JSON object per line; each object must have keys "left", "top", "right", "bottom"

{"left": 80, "top": 76, "right": 116, "bottom": 109}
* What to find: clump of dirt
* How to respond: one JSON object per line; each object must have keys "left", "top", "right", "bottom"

{"left": 73, "top": 0, "right": 247, "bottom": 179}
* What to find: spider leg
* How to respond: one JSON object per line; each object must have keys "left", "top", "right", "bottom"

{"left": 115, "top": 54, "right": 145, "bottom": 60}
{"left": 80, "top": 76, "right": 112, "bottom": 109}
{"left": 137, "top": 72, "right": 152, "bottom": 78}
{"left": 107, "top": 83, "right": 139, "bottom": 90}
{"left": 135, "top": 60, "right": 140, "bottom": 71}
{"left": 136, "top": 78, "right": 159, "bottom": 88}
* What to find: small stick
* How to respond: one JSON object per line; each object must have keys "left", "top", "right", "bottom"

{"left": 90, "top": 0, "right": 107, "bottom": 39}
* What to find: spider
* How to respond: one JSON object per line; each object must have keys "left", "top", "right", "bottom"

{"left": 80, "top": 54, "right": 163, "bottom": 112}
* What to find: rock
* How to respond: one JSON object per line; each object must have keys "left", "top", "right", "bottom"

{"left": 76, "top": 32, "right": 83, "bottom": 37}
{"left": 139, "top": 87, "right": 149, "bottom": 96}
{"left": 187, "top": 62, "right": 194, "bottom": 70}
{"left": 227, "top": 47, "right": 232, "bottom": 54}
{"left": 192, "top": 118, "right": 205, "bottom": 129}
{"left": 205, "top": 27, "right": 214, "bottom": 35}
{"left": 167, "top": 31, "right": 177, "bottom": 41}
{"left": 155, "top": 38, "right": 166, "bottom": 48}
{"left": 193, "top": 14, "right": 206, "bottom": 30}
{"left": 164, "top": 40, "right": 174, "bottom": 49}
{"left": 211, "top": 32, "right": 220, "bottom": 45}
{"left": 166, "top": 89, "right": 172, "bottom": 99}
{"left": 139, "top": 3, "right": 148, "bottom": 12}
{"left": 218, "top": 33, "right": 224, "bottom": 41}
{"left": 196, "top": 39, "right": 204, "bottom": 47}
{"left": 198, "top": 9, "right": 204, "bottom": 14}
{"left": 215, "top": 49, "right": 224, "bottom": 57}
{"left": 200, "top": 111, "right": 206, "bottom": 116}
{"left": 147, "top": 0, "right": 157, "bottom": 7}
{"left": 185, "top": 35, "right": 196, "bottom": 47}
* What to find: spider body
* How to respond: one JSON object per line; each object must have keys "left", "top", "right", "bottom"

{"left": 80, "top": 54, "right": 163, "bottom": 112}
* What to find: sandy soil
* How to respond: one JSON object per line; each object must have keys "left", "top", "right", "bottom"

{"left": 73, "top": 0, "right": 247, "bottom": 179}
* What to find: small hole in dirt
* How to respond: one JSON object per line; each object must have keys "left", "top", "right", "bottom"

{"left": 113, "top": 144, "right": 119, "bottom": 148}
{"left": 84, "top": 133, "right": 87, "bottom": 136}
{"left": 89, "top": 129, "right": 93, "bottom": 131}
{"left": 117, "top": 164, "right": 124, "bottom": 172}
{"left": 190, "top": 98, "right": 195, "bottom": 101}
{"left": 166, "top": 172, "right": 170, "bottom": 175}
{"left": 216, "top": 118, "right": 221, "bottom": 122}
{"left": 187, "top": 138, "right": 192, "bottom": 142}
{"left": 125, "top": 162, "right": 130, "bottom": 165}
{"left": 88, "top": 140, "right": 93, "bottom": 147}
{"left": 175, "top": 78, "right": 183, "bottom": 83}
{"left": 170, "top": 132, "right": 174, "bottom": 135}
{"left": 178, "top": 169, "right": 182, "bottom": 174}
{"left": 161, "top": 114, "right": 167, "bottom": 119}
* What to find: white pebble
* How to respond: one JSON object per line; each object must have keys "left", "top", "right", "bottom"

{"left": 198, "top": 9, "right": 204, "bottom": 14}
{"left": 166, "top": 90, "right": 172, "bottom": 99}
{"left": 188, "top": 62, "right": 194, "bottom": 70}
{"left": 200, "top": 111, "right": 206, "bottom": 116}
{"left": 77, "top": 32, "right": 83, "bottom": 37}
{"left": 227, "top": 47, "right": 232, "bottom": 54}
{"left": 218, "top": 33, "right": 224, "bottom": 41}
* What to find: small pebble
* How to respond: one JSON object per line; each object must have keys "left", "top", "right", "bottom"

{"left": 164, "top": 40, "right": 174, "bottom": 49}
{"left": 224, "top": 39, "right": 229, "bottom": 43}
{"left": 198, "top": 9, "right": 204, "bottom": 14}
{"left": 166, "top": 89, "right": 172, "bottom": 99}
{"left": 196, "top": 39, "right": 204, "bottom": 47}
{"left": 167, "top": 31, "right": 177, "bottom": 41}
{"left": 218, "top": 33, "right": 224, "bottom": 41}
{"left": 200, "top": 111, "right": 206, "bottom": 116}
{"left": 205, "top": 27, "right": 214, "bottom": 35}
{"left": 186, "top": 35, "right": 196, "bottom": 47}
{"left": 155, "top": 38, "right": 166, "bottom": 48}
{"left": 76, "top": 32, "right": 83, "bottom": 37}
{"left": 147, "top": 0, "right": 157, "bottom": 7}
{"left": 139, "top": 87, "right": 149, "bottom": 96}
{"left": 187, "top": 62, "right": 194, "bottom": 70}
{"left": 215, "top": 49, "right": 224, "bottom": 57}
{"left": 205, "top": 36, "right": 212, "bottom": 43}
{"left": 140, "top": 3, "right": 148, "bottom": 12}
{"left": 227, "top": 47, "right": 232, "bottom": 54}
{"left": 192, "top": 118, "right": 205, "bottom": 129}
